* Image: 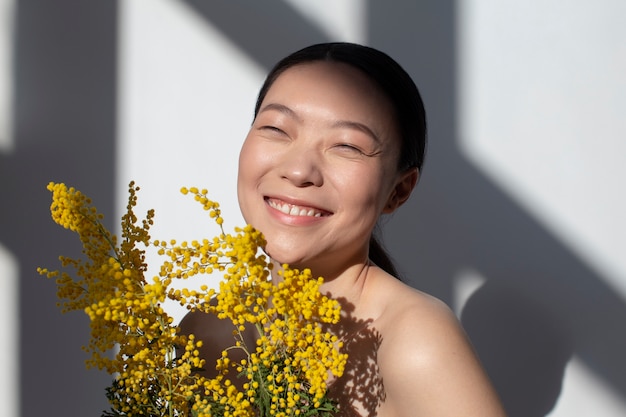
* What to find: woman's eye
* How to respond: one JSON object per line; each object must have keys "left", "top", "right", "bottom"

{"left": 261, "top": 125, "right": 285, "bottom": 134}
{"left": 335, "top": 143, "right": 365, "bottom": 154}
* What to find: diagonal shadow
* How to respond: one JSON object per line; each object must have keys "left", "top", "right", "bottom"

{"left": 366, "top": 1, "right": 626, "bottom": 415}
{"left": 1, "top": 1, "right": 118, "bottom": 416}
{"left": 183, "top": 0, "right": 331, "bottom": 70}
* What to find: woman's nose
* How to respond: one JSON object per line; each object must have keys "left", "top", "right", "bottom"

{"left": 279, "top": 145, "right": 324, "bottom": 187}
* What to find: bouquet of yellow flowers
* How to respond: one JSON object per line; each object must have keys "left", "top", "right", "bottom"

{"left": 38, "top": 182, "right": 347, "bottom": 417}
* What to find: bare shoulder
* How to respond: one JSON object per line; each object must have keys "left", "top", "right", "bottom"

{"left": 368, "top": 271, "right": 506, "bottom": 416}
{"left": 376, "top": 277, "right": 464, "bottom": 356}
{"left": 373, "top": 275, "right": 468, "bottom": 375}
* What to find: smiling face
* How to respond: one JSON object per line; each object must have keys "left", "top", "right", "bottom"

{"left": 237, "top": 61, "right": 416, "bottom": 277}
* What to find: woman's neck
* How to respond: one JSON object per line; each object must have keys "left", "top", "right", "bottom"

{"left": 320, "top": 261, "right": 371, "bottom": 304}
{"left": 271, "top": 257, "right": 374, "bottom": 316}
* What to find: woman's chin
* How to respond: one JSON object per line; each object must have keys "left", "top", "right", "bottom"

{"left": 264, "top": 246, "right": 309, "bottom": 270}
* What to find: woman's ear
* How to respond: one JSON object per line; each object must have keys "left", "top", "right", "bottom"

{"left": 383, "top": 168, "right": 419, "bottom": 214}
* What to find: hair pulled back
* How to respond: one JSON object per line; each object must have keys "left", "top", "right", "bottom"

{"left": 254, "top": 42, "right": 427, "bottom": 277}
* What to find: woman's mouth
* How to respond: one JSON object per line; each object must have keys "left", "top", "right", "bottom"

{"left": 266, "top": 198, "right": 330, "bottom": 217}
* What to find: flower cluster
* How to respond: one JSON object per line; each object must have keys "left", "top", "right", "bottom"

{"left": 39, "top": 183, "right": 347, "bottom": 417}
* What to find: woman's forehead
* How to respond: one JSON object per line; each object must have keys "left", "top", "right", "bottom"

{"left": 263, "top": 62, "right": 396, "bottom": 125}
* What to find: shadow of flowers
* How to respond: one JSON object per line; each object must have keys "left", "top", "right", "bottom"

{"left": 326, "top": 298, "right": 385, "bottom": 417}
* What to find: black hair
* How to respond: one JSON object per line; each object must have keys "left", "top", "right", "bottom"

{"left": 254, "top": 42, "right": 427, "bottom": 277}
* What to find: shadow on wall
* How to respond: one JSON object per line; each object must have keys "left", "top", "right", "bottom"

{"left": 1, "top": 2, "right": 118, "bottom": 416}
{"left": 3, "top": 1, "right": 625, "bottom": 417}
{"left": 367, "top": 1, "right": 626, "bottom": 415}
{"left": 461, "top": 282, "right": 573, "bottom": 417}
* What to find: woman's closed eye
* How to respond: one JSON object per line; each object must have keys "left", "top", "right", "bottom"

{"left": 260, "top": 125, "right": 286, "bottom": 134}
{"left": 333, "top": 142, "right": 381, "bottom": 157}
{"left": 258, "top": 125, "right": 292, "bottom": 141}
{"left": 335, "top": 143, "right": 364, "bottom": 153}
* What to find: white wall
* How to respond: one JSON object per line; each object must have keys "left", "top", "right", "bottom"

{"left": 117, "top": 0, "right": 261, "bottom": 320}
{"left": 458, "top": 2, "right": 626, "bottom": 415}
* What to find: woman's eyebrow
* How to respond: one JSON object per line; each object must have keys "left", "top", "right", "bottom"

{"left": 258, "top": 103, "right": 301, "bottom": 122}
{"left": 331, "top": 120, "right": 382, "bottom": 144}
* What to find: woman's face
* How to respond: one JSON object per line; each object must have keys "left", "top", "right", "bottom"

{"left": 237, "top": 61, "right": 415, "bottom": 275}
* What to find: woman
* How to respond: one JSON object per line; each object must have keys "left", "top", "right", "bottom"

{"left": 182, "top": 42, "right": 506, "bottom": 416}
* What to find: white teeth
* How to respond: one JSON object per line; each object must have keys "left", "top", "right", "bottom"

{"left": 268, "top": 200, "right": 324, "bottom": 217}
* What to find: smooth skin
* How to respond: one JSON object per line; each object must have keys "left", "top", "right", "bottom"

{"left": 183, "top": 61, "right": 506, "bottom": 417}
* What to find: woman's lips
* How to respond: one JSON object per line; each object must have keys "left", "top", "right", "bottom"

{"left": 266, "top": 198, "right": 331, "bottom": 218}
